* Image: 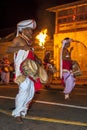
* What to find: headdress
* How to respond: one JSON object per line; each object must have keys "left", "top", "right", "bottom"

{"left": 17, "top": 19, "right": 36, "bottom": 36}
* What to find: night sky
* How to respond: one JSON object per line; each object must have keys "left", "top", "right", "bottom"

{"left": 0, "top": 0, "right": 80, "bottom": 37}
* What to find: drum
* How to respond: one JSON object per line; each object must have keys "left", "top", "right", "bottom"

{"left": 72, "top": 60, "right": 82, "bottom": 76}
{"left": 47, "top": 63, "right": 57, "bottom": 74}
{"left": 21, "top": 59, "right": 38, "bottom": 77}
{"left": 21, "top": 59, "right": 48, "bottom": 83}
{"left": 38, "top": 65, "right": 48, "bottom": 84}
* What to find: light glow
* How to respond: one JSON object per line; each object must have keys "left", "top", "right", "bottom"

{"left": 36, "top": 29, "right": 47, "bottom": 47}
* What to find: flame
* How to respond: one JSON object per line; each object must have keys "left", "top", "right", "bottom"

{"left": 36, "top": 29, "right": 47, "bottom": 47}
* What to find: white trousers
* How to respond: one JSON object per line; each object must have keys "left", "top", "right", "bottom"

{"left": 63, "top": 72, "right": 75, "bottom": 94}
{"left": 12, "top": 77, "right": 35, "bottom": 117}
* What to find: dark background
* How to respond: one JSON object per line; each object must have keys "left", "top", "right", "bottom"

{"left": 0, "top": 0, "right": 79, "bottom": 37}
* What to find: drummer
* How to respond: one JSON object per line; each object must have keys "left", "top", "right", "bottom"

{"left": 7, "top": 19, "right": 42, "bottom": 123}
{"left": 60, "top": 37, "right": 75, "bottom": 100}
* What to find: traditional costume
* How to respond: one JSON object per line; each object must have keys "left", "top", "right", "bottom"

{"left": 11, "top": 19, "right": 41, "bottom": 121}
{"left": 60, "top": 38, "right": 75, "bottom": 99}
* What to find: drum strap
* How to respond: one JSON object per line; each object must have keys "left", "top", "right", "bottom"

{"left": 29, "top": 76, "right": 35, "bottom": 82}
{"left": 65, "top": 73, "right": 71, "bottom": 80}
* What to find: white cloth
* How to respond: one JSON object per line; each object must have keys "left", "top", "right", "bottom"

{"left": 12, "top": 77, "right": 35, "bottom": 117}
{"left": 12, "top": 49, "right": 35, "bottom": 117}
{"left": 14, "top": 49, "right": 29, "bottom": 78}
{"left": 60, "top": 40, "right": 67, "bottom": 78}
{"left": 63, "top": 71, "right": 75, "bottom": 94}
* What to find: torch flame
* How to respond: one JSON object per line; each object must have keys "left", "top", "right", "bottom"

{"left": 36, "top": 29, "right": 47, "bottom": 47}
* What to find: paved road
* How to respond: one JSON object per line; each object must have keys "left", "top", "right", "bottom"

{"left": 0, "top": 81, "right": 87, "bottom": 130}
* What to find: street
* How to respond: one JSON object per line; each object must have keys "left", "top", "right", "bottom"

{"left": 0, "top": 81, "right": 87, "bottom": 130}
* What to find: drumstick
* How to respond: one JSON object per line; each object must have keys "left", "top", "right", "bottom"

{"left": 72, "top": 40, "right": 87, "bottom": 49}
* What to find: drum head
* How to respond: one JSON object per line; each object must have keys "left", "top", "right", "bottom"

{"left": 39, "top": 66, "right": 48, "bottom": 83}
{"left": 27, "top": 59, "right": 38, "bottom": 74}
{"left": 21, "top": 59, "right": 38, "bottom": 76}
{"left": 72, "top": 60, "right": 82, "bottom": 76}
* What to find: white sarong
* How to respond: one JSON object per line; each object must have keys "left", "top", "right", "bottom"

{"left": 63, "top": 71, "right": 75, "bottom": 94}
{"left": 12, "top": 49, "right": 35, "bottom": 117}
{"left": 12, "top": 77, "right": 35, "bottom": 117}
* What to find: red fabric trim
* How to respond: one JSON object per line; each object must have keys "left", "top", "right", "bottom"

{"left": 29, "top": 76, "right": 42, "bottom": 92}
{"left": 63, "top": 60, "right": 72, "bottom": 70}
{"left": 27, "top": 50, "right": 35, "bottom": 60}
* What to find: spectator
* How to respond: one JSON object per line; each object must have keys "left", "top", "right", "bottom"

{"left": 0, "top": 55, "right": 10, "bottom": 84}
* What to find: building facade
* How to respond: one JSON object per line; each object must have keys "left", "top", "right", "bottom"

{"left": 47, "top": 0, "right": 87, "bottom": 77}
